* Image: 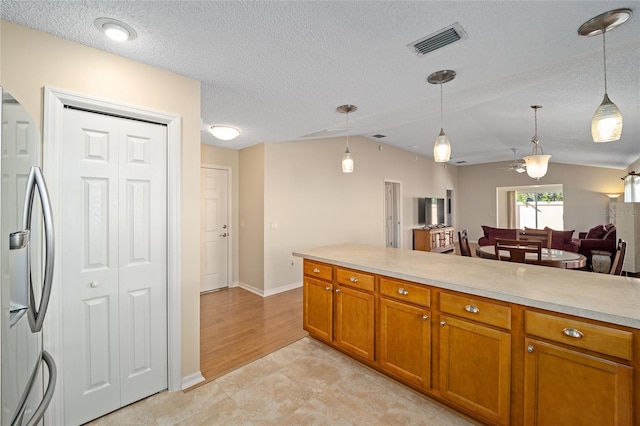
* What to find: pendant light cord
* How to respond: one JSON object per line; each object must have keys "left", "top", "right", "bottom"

{"left": 602, "top": 29, "right": 608, "bottom": 94}
{"left": 440, "top": 83, "right": 444, "bottom": 128}
{"left": 346, "top": 111, "right": 350, "bottom": 149}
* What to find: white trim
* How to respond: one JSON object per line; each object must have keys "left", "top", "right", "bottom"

{"left": 200, "top": 163, "right": 233, "bottom": 289}
{"left": 42, "top": 87, "right": 182, "bottom": 424}
{"left": 181, "top": 372, "right": 205, "bottom": 390}
{"left": 237, "top": 281, "right": 302, "bottom": 297}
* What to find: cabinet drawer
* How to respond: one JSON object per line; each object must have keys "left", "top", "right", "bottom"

{"left": 440, "top": 292, "right": 511, "bottom": 330}
{"left": 336, "top": 268, "right": 375, "bottom": 292}
{"left": 379, "top": 277, "right": 430, "bottom": 308}
{"left": 304, "top": 261, "right": 332, "bottom": 281}
{"left": 525, "top": 311, "right": 632, "bottom": 360}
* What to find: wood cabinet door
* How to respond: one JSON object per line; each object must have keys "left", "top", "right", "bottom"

{"left": 440, "top": 315, "right": 511, "bottom": 425}
{"left": 334, "top": 285, "right": 375, "bottom": 361}
{"left": 524, "top": 338, "right": 632, "bottom": 426}
{"left": 379, "top": 298, "right": 431, "bottom": 389}
{"left": 303, "top": 276, "right": 333, "bottom": 342}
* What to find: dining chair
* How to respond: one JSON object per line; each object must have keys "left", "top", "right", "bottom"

{"left": 494, "top": 238, "right": 542, "bottom": 264}
{"left": 458, "top": 229, "right": 472, "bottom": 257}
{"left": 518, "top": 228, "right": 552, "bottom": 249}
{"left": 609, "top": 239, "right": 627, "bottom": 275}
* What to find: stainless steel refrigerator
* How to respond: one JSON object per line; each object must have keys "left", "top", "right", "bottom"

{"left": 1, "top": 89, "right": 57, "bottom": 425}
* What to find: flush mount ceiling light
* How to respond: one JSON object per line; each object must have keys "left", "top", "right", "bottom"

{"left": 337, "top": 104, "right": 357, "bottom": 173}
{"left": 427, "top": 70, "right": 456, "bottom": 163}
{"left": 209, "top": 125, "right": 241, "bottom": 141}
{"left": 522, "top": 106, "right": 551, "bottom": 180}
{"left": 578, "top": 9, "right": 632, "bottom": 142}
{"left": 94, "top": 17, "right": 137, "bottom": 42}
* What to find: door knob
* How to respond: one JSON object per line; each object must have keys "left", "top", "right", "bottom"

{"left": 220, "top": 233, "right": 227, "bottom": 237}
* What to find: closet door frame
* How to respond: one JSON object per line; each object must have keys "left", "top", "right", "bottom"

{"left": 42, "top": 87, "right": 182, "bottom": 425}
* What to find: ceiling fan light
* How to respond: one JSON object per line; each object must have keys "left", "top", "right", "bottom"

{"left": 592, "top": 94, "right": 623, "bottom": 142}
{"left": 342, "top": 148, "right": 354, "bottom": 173}
{"left": 433, "top": 128, "right": 451, "bottom": 162}
{"left": 209, "top": 125, "right": 241, "bottom": 140}
{"left": 523, "top": 154, "right": 551, "bottom": 179}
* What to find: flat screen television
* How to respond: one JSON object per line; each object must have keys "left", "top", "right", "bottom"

{"left": 418, "top": 197, "right": 445, "bottom": 227}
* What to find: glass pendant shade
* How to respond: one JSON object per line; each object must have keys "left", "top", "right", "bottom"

{"left": 341, "top": 148, "right": 354, "bottom": 173}
{"left": 592, "top": 93, "right": 623, "bottom": 142}
{"left": 433, "top": 128, "right": 451, "bottom": 162}
{"left": 523, "top": 154, "right": 551, "bottom": 179}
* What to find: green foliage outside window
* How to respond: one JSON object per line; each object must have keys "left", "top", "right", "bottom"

{"left": 516, "top": 192, "right": 563, "bottom": 203}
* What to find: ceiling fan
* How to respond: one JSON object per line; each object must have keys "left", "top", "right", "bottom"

{"left": 505, "top": 148, "right": 527, "bottom": 173}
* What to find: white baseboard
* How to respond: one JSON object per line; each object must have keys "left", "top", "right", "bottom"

{"left": 181, "top": 371, "right": 205, "bottom": 390}
{"left": 237, "top": 281, "right": 303, "bottom": 297}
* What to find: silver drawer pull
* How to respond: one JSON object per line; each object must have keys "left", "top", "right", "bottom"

{"left": 335, "top": 288, "right": 341, "bottom": 293}
{"left": 563, "top": 328, "right": 584, "bottom": 339}
{"left": 464, "top": 304, "right": 480, "bottom": 314}
{"left": 349, "top": 276, "right": 358, "bottom": 283}
{"left": 325, "top": 286, "right": 331, "bottom": 291}
{"left": 397, "top": 288, "right": 409, "bottom": 296}
{"left": 313, "top": 268, "right": 320, "bottom": 273}
{"left": 422, "top": 314, "right": 429, "bottom": 321}
{"left": 527, "top": 345, "right": 534, "bottom": 353}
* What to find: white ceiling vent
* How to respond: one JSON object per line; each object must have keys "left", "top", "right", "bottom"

{"left": 408, "top": 22, "right": 468, "bottom": 56}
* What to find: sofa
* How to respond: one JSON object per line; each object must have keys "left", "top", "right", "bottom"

{"left": 478, "top": 226, "right": 579, "bottom": 252}
{"left": 575, "top": 224, "right": 616, "bottom": 270}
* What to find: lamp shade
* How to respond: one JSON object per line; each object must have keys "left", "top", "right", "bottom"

{"left": 592, "top": 94, "right": 623, "bottom": 142}
{"left": 433, "top": 128, "right": 451, "bottom": 162}
{"left": 342, "top": 148, "right": 354, "bottom": 173}
{"left": 209, "top": 125, "right": 240, "bottom": 140}
{"left": 523, "top": 154, "right": 551, "bottom": 179}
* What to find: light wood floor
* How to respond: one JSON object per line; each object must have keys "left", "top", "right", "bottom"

{"left": 199, "top": 286, "right": 306, "bottom": 383}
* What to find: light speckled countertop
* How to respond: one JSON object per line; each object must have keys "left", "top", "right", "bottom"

{"left": 293, "top": 244, "right": 640, "bottom": 329}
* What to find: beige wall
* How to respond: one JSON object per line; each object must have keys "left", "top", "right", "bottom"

{"left": 201, "top": 145, "right": 240, "bottom": 284}
{"left": 261, "top": 136, "right": 458, "bottom": 293}
{"left": 458, "top": 161, "right": 626, "bottom": 242}
{"left": 1, "top": 21, "right": 202, "bottom": 379}
{"left": 239, "top": 143, "right": 265, "bottom": 291}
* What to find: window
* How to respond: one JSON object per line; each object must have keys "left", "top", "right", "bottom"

{"left": 496, "top": 184, "right": 563, "bottom": 230}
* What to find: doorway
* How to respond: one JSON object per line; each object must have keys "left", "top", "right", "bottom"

{"left": 200, "top": 166, "right": 231, "bottom": 292}
{"left": 384, "top": 181, "right": 401, "bottom": 248}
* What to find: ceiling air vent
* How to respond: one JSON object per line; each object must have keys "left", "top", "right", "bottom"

{"left": 408, "top": 22, "right": 468, "bottom": 56}
{"left": 372, "top": 134, "right": 386, "bottom": 139}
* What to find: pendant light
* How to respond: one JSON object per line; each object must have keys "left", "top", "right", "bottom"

{"left": 578, "top": 9, "right": 632, "bottom": 142}
{"left": 523, "top": 106, "right": 551, "bottom": 180}
{"left": 337, "top": 104, "right": 357, "bottom": 173}
{"left": 427, "top": 70, "right": 456, "bottom": 163}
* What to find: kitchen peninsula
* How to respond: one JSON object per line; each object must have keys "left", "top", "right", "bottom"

{"left": 293, "top": 244, "right": 639, "bottom": 425}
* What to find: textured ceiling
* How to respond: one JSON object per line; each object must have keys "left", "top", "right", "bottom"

{"left": 1, "top": 1, "right": 639, "bottom": 169}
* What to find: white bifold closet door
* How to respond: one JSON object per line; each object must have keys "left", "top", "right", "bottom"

{"left": 60, "top": 107, "right": 167, "bottom": 425}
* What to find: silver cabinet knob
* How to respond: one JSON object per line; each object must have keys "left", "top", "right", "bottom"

{"left": 335, "top": 288, "right": 341, "bottom": 293}
{"left": 90, "top": 281, "right": 99, "bottom": 288}
{"left": 397, "top": 288, "right": 409, "bottom": 296}
{"left": 222, "top": 224, "right": 227, "bottom": 229}
{"left": 220, "top": 233, "right": 227, "bottom": 237}
{"left": 440, "top": 321, "right": 446, "bottom": 327}
{"left": 422, "top": 314, "right": 429, "bottom": 321}
{"left": 325, "top": 286, "right": 331, "bottom": 291}
{"left": 563, "top": 328, "right": 584, "bottom": 339}
{"left": 349, "top": 276, "right": 358, "bottom": 283}
{"left": 464, "top": 304, "right": 480, "bottom": 314}
{"left": 527, "top": 345, "right": 534, "bottom": 353}
{"left": 313, "top": 268, "right": 320, "bottom": 273}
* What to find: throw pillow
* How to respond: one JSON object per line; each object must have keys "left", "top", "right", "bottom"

{"left": 543, "top": 227, "right": 575, "bottom": 243}
{"left": 585, "top": 224, "right": 607, "bottom": 239}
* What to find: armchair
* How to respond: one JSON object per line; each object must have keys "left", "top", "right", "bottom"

{"left": 577, "top": 224, "right": 617, "bottom": 270}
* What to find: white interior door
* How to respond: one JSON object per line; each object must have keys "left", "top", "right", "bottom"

{"left": 384, "top": 181, "right": 401, "bottom": 248}
{"left": 200, "top": 167, "right": 229, "bottom": 292}
{"left": 60, "top": 108, "right": 167, "bottom": 425}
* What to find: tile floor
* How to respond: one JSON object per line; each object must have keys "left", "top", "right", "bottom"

{"left": 88, "top": 337, "right": 475, "bottom": 425}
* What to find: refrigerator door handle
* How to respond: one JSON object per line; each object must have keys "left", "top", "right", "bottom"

{"left": 23, "top": 351, "right": 57, "bottom": 426}
{"left": 23, "top": 166, "right": 55, "bottom": 333}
